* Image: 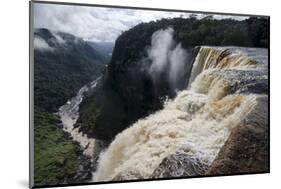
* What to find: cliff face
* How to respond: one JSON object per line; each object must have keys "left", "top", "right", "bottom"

{"left": 78, "top": 17, "right": 269, "bottom": 141}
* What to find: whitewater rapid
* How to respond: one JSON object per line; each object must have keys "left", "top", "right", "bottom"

{"left": 93, "top": 46, "right": 268, "bottom": 181}
{"left": 58, "top": 77, "right": 101, "bottom": 158}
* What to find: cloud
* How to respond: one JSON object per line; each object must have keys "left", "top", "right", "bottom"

{"left": 34, "top": 37, "right": 53, "bottom": 51}
{"left": 52, "top": 32, "right": 66, "bottom": 44}
{"left": 33, "top": 3, "right": 248, "bottom": 43}
{"left": 33, "top": 3, "right": 192, "bottom": 42}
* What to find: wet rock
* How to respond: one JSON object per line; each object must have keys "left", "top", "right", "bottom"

{"left": 206, "top": 69, "right": 268, "bottom": 97}
{"left": 62, "top": 131, "right": 72, "bottom": 139}
{"left": 66, "top": 153, "right": 93, "bottom": 184}
{"left": 61, "top": 130, "right": 94, "bottom": 184}
{"left": 150, "top": 153, "right": 208, "bottom": 178}
{"left": 73, "top": 123, "right": 81, "bottom": 129}
{"left": 207, "top": 96, "right": 269, "bottom": 175}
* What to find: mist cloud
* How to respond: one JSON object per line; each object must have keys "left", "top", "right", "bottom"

{"left": 169, "top": 43, "right": 189, "bottom": 89}
{"left": 147, "top": 28, "right": 190, "bottom": 92}
{"left": 148, "top": 28, "right": 175, "bottom": 75}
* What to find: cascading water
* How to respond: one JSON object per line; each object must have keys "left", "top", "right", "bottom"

{"left": 188, "top": 46, "right": 267, "bottom": 87}
{"left": 93, "top": 46, "right": 268, "bottom": 181}
{"left": 58, "top": 77, "right": 101, "bottom": 158}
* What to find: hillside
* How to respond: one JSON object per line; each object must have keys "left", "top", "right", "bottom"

{"left": 34, "top": 28, "right": 105, "bottom": 112}
{"left": 33, "top": 28, "right": 105, "bottom": 186}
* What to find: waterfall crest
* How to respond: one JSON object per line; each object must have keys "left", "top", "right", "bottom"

{"left": 93, "top": 46, "right": 268, "bottom": 181}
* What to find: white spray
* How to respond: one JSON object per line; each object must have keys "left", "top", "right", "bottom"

{"left": 147, "top": 27, "right": 189, "bottom": 91}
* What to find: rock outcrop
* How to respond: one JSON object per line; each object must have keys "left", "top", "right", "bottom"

{"left": 207, "top": 96, "right": 269, "bottom": 175}
{"left": 150, "top": 154, "right": 208, "bottom": 178}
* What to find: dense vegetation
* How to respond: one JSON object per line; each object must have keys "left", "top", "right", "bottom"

{"left": 77, "top": 16, "right": 269, "bottom": 141}
{"left": 33, "top": 28, "right": 105, "bottom": 186}
{"left": 34, "top": 109, "right": 79, "bottom": 186}
{"left": 109, "top": 17, "right": 268, "bottom": 71}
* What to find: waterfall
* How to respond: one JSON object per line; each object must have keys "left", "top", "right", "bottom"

{"left": 93, "top": 46, "right": 267, "bottom": 181}
{"left": 188, "top": 46, "right": 258, "bottom": 86}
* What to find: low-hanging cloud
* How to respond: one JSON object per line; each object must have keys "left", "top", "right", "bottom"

{"left": 52, "top": 32, "right": 66, "bottom": 44}
{"left": 34, "top": 37, "right": 53, "bottom": 51}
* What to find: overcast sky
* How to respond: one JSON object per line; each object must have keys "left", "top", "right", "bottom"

{"left": 33, "top": 3, "right": 248, "bottom": 43}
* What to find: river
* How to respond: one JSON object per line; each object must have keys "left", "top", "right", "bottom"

{"left": 58, "top": 77, "right": 101, "bottom": 159}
